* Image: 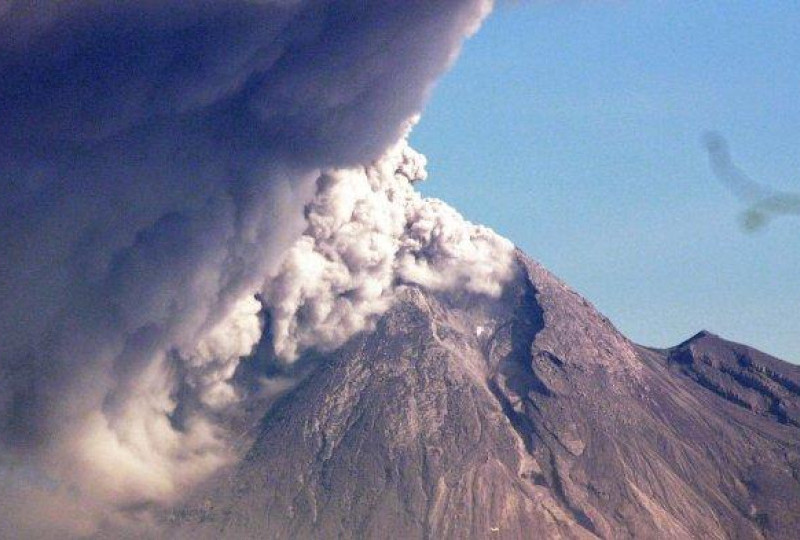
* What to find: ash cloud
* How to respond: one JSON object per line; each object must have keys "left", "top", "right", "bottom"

{"left": 0, "top": 0, "right": 500, "bottom": 534}
{"left": 265, "top": 132, "right": 516, "bottom": 361}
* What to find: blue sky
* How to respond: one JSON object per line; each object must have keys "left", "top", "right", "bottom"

{"left": 412, "top": 0, "right": 800, "bottom": 362}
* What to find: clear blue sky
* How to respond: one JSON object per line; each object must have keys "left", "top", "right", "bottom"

{"left": 412, "top": 0, "right": 800, "bottom": 362}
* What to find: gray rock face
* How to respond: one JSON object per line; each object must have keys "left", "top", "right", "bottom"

{"left": 171, "top": 252, "right": 800, "bottom": 539}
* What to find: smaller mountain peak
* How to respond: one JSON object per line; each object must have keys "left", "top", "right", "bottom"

{"left": 674, "top": 330, "right": 720, "bottom": 349}
{"left": 690, "top": 329, "right": 719, "bottom": 341}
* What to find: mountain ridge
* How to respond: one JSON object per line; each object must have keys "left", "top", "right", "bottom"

{"left": 168, "top": 251, "right": 800, "bottom": 539}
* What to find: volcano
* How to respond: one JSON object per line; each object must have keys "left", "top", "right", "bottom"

{"left": 169, "top": 252, "right": 800, "bottom": 539}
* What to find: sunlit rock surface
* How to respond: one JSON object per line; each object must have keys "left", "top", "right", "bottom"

{"left": 171, "top": 251, "right": 800, "bottom": 539}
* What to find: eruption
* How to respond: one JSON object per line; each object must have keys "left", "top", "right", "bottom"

{"left": 0, "top": 0, "right": 503, "bottom": 535}
{"left": 264, "top": 132, "right": 516, "bottom": 362}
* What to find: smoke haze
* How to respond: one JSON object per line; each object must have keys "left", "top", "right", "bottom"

{"left": 0, "top": 0, "right": 511, "bottom": 536}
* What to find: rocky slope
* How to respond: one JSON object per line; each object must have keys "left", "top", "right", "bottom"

{"left": 169, "top": 252, "right": 800, "bottom": 539}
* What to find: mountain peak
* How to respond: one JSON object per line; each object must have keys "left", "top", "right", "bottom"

{"left": 170, "top": 253, "right": 800, "bottom": 539}
{"left": 692, "top": 329, "right": 716, "bottom": 339}
{"left": 682, "top": 329, "right": 722, "bottom": 344}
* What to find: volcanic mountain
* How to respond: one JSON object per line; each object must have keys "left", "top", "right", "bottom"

{"left": 169, "top": 252, "right": 800, "bottom": 539}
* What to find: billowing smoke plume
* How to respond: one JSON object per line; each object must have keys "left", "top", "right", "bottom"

{"left": 265, "top": 132, "right": 516, "bottom": 361}
{"left": 0, "top": 0, "right": 503, "bottom": 535}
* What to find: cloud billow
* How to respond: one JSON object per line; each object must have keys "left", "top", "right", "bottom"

{"left": 0, "top": 0, "right": 501, "bottom": 535}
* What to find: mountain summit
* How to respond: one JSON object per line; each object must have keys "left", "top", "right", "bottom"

{"left": 171, "top": 251, "right": 800, "bottom": 539}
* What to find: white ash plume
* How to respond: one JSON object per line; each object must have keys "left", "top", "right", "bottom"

{"left": 178, "top": 295, "right": 264, "bottom": 410}
{"left": 263, "top": 136, "right": 516, "bottom": 361}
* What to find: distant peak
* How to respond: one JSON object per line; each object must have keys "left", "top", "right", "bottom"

{"left": 676, "top": 330, "right": 719, "bottom": 348}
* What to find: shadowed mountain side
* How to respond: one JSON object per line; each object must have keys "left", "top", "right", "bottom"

{"left": 663, "top": 331, "right": 800, "bottom": 428}
{"left": 169, "top": 252, "right": 800, "bottom": 539}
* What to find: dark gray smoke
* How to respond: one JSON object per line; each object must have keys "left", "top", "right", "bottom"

{"left": 0, "top": 0, "right": 494, "bottom": 535}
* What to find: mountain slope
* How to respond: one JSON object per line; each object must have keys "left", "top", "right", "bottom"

{"left": 170, "top": 252, "right": 800, "bottom": 539}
